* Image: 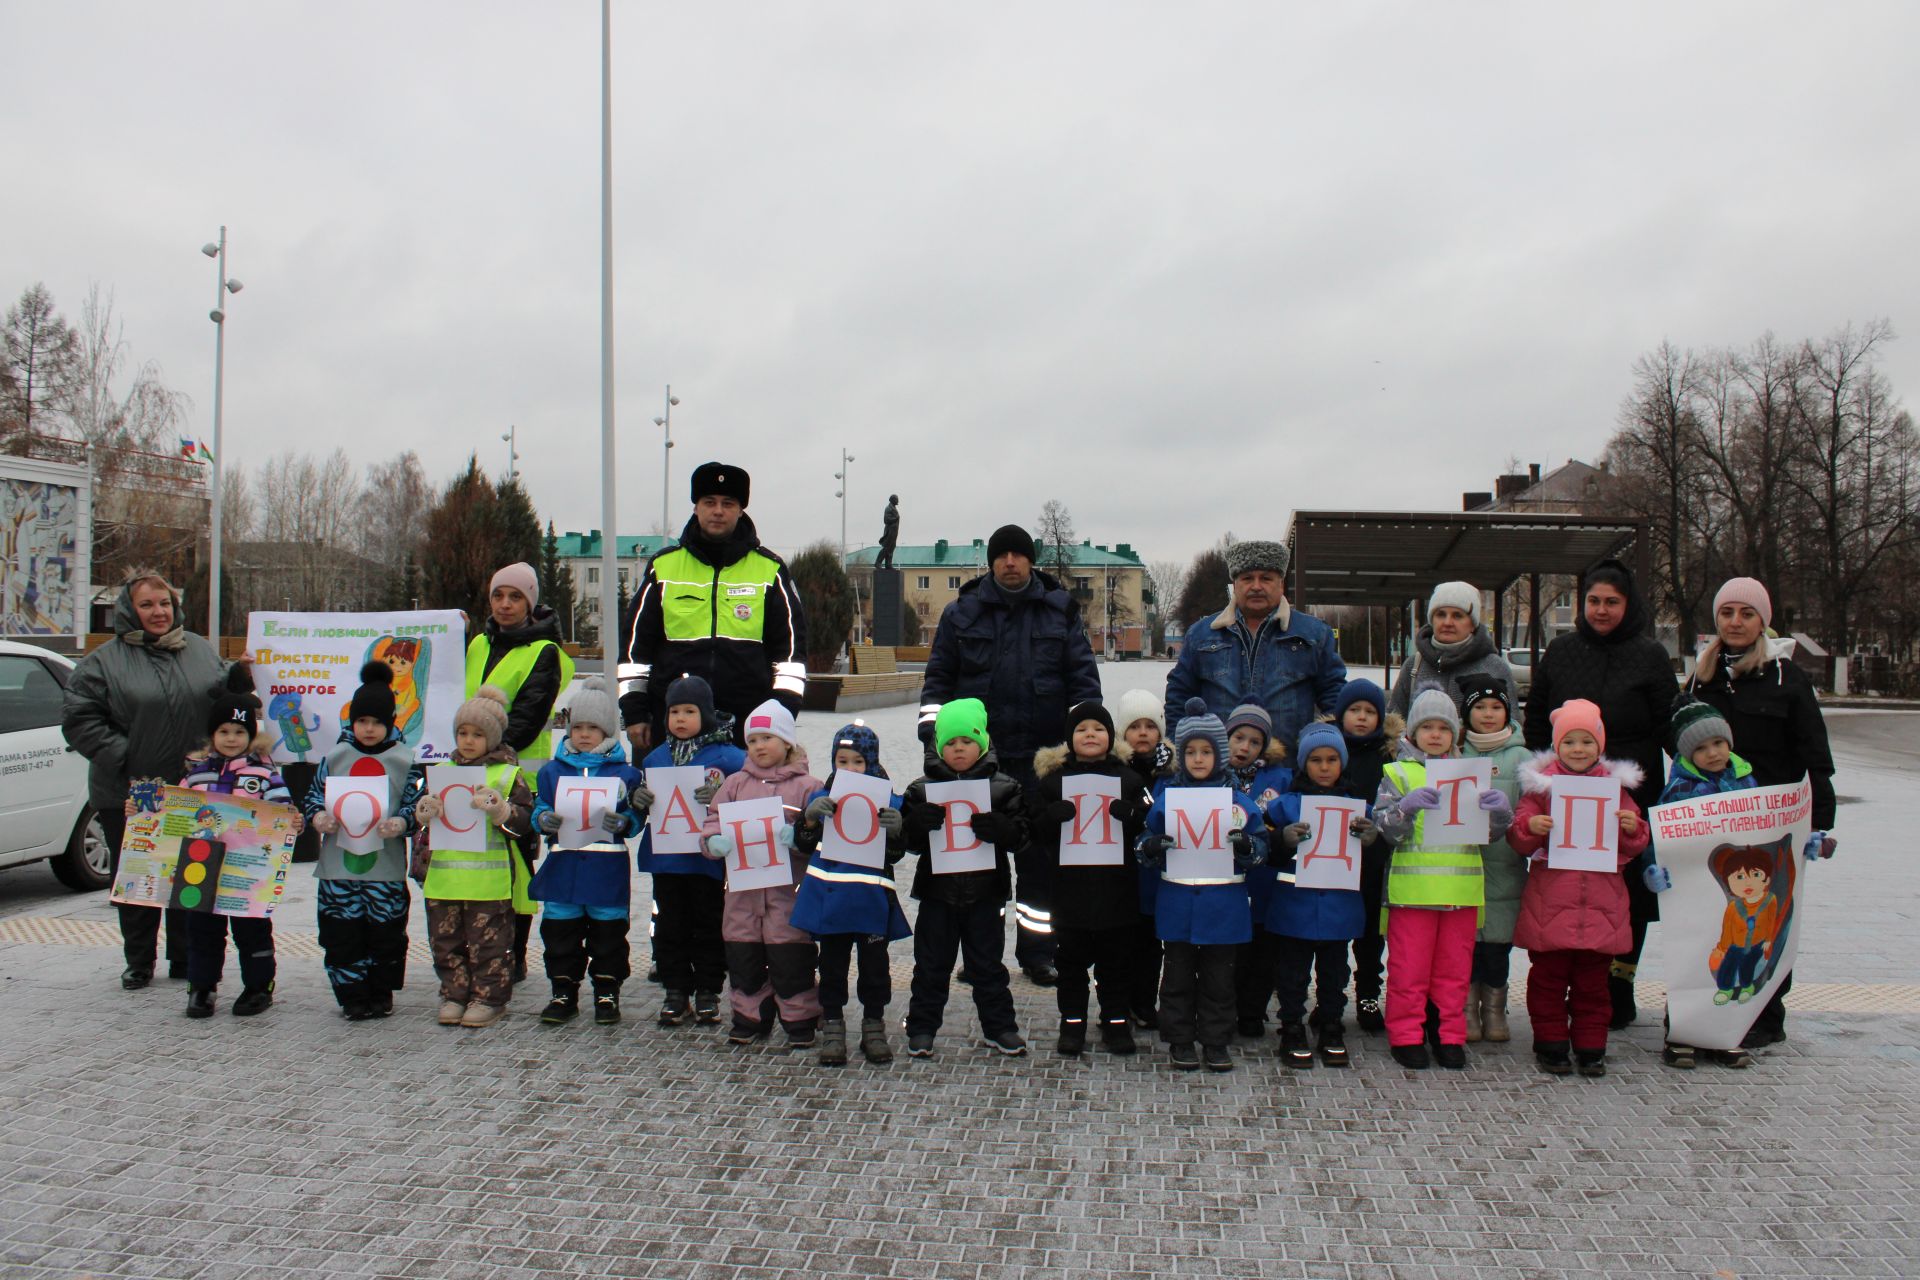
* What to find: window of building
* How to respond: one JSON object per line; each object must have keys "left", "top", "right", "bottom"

{"left": 586, "top": 566, "right": 599, "bottom": 584}
{"left": 947, "top": 576, "right": 961, "bottom": 589}
{"left": 917, "top": 576, "right": 930, "bottom": 589}
{"left": 916, "top": 602, "right": 930, "bottom": 616}
{"left": 1075, "top": 576, "right": 1091, "bottom": 590}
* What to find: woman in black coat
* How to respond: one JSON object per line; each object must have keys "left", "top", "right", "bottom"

{"left": 1683, "top": 576, "right": 1836, "bottom": 1048}
{"left": 1523, "top": 558, "right": 1674, "bottom": 1028}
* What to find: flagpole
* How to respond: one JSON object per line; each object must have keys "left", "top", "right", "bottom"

{"left": 205, "top": 227, "right": 232, "bottom": 646}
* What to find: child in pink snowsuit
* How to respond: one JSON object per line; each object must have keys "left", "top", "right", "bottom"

{"left": 1508, "top": 698, "right": 1650, "bottom": 1078}
{"left": 700, "top": 699, "right": 825, "bottom": 1048}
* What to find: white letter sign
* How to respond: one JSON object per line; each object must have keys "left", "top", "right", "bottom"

{"left": 424, "top": 764, "right": 487, "bottom": 849}
{"left": 1425, "top": 758, "right": 1493, "bottom": 846}
{"left": 325, "top": 776, "right": 387, "bottom": 855}
{"left": 554, "top": 776, "right": 624, "bottom": 851}
{"left": 1294, "top": 796, "right": 1368, "bottom": 891}
{"left": 644, "top": 765, "right": 708, "bottom": 855}
{"left": 1546, "top": 775, "right": 1620, "bottom": 872}
{"left": 821, "top": 771, "right": 893, "bottom": 870}
{"left": 1166, "top": 788, "right": 1234, "bottom": 881}
{"left": 1060, "top": 774, "right": 1125, "bottom": 866}
{"left": 718, "top": 795, "right": 792, "bottom": 891}
{"left": 925, "top": 779, "right": 996, "bottom": 875}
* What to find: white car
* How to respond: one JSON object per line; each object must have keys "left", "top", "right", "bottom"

{"left": 0, "top": 639, "right": 110, "bottom": 890}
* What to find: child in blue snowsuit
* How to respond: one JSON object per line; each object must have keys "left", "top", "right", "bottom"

{"left": 792, "top": 721, "right": 911, "bottom": 1066}
{"left": 1136, "top": 698, "right": 1267, "bottom": 1073}
{"left": 1224, "top": 702, "right": 1293, "bottom": 1039}
{"left": 1265, "top": 721, "right": 1379, "bottom": 1069}
{"left": 632, "top": 675, "right": 744, "bottom": 1028}
{"left": 530, "top": 678, "right": 644, "bottom": 1026}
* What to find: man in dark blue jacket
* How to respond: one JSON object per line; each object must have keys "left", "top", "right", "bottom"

{"left": 919, "top": 523, "right": 1101, "bottom": 983}
{"left": 1165, "top": 539, "right": 1347, "bottom": 753}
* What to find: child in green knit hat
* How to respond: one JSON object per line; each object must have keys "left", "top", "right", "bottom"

{"left": 899, "top": 697, "right": 1030, "bottom": 1059}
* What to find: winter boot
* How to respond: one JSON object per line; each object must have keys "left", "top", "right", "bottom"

{"left": 1279, "top": 1020, "right": 1314, "bottom": 1069}
{"left": 1390, "top": 1043, "right": 1430, "bottom": 1070}
{"left": 906, "top": 1033, "right": 936, "bottom": 1058}
{"left": 121, "top": 965, "right": 153, "bottom": 991}
{"left": 1608, "top": 961, "right": 1638, "bottom": 1029}
{"left": 658, "top": 990, "right": 690, "bottom": 1027}
{"left": 861, "top": 1016, "right": 895, "bottom": 1063}
{"left": 367, "top": 990, "right": 394, "bottom": 1018}
{"left": 541, "top": 984, "right": 580, "bottom": 1025}
{"left": 1575, "top": 1047, "right": 1607, "bottom": 1077}
{"left": 693, "top": 990, "right": 721, "bottom": 1025}
{"left": 1481, "top": 985, "right": 1511, "bottom": 1042}
{"left": 1433, "top": 1042, "right": 1467, "bottom": 1070}
{"left": 818, "top": 1017, "right": 849, "bottom": 1066}
{"left": 231, "top": 986, "right": 273, "bottom": 1017}
{"left": 593, "top": 984, "right": 621, "bottom": 1025}
{"left": 1355, "top": 996, "right": 1385, "bottom": 1033}
{"left": 186, "top": 987, "right": 216, "bottom": 1019}
{"left": 783, "top": 1019, "right": 818, "bottom": 1050}
{"left": 1056, "top": 1019, "right": 1088, "bottom": 1057}
{"left": 438, "top": 1000, "right": 466, "bottom": 1026}
{"left": 1464, "top": 983, "right": 1485, "bottom": 1043}
{"left": 1202, "top": 1043, "right": 1235, "bottom": 1072}
{"left": 1535, "top": 1040, "right": 1573, "bottom": 1075}
{"left": 1168, "top": 1042, "right": 1200, "bottom": 1071}
{"left": 1662, "top": 1042, "right": 1697, "bottom": 1069}
{"left": 1100, "top": 1018, "right": 1137, "bottom": 1056}
{"left": 1315, "top": 1020, "right": 1349, "bottom": 1067}
{"left": 728, "top": 1015, "right": 772, "bottom": 1045}
{"left": 461, "top": 1001, "right": 505, "bottom": 1029}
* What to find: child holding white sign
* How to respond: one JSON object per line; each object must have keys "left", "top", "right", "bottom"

{"left": 900, "top": 698, "right": 1029, "bottom": 1059}
{"left": 698, "top": 700, "right": 825, "bottom": 1049}
{"left": 1115, "top": 688, "right": 1171, "bottom": 1032}
{"left": 1330, "top": 679, "right": 1399, "bottom": 1034}
{"left": 409, "top": 686, "right": 532, "bottom": 1029}
{"left": 1136, "top": 699, "right": 1266, "bottom": 1073}
{"left": 1264, "top": 722, "right": 1379, "bottom": 1068}
{"left": 791, "top": 721, "right": 910, "bottom": 1065}
{"left": 1457, "top": 675, "right": 1531, "bottom": 1044}
{"left": 1371, "top": 689, "right": 1511, "bottom": 1070}
{"left": 1029, "top": 701, "right": 1150, "bottom": 1058}
{"left": 1224, "top": 703, "right": 1293, "bottom": 1042}
{"left": 631, "top": 675, "right": 743, "bottom": 1029}
{"left": 1508, "top": 699, "right": 1649, "bottom": 1077}
{"left": 530, "top": 680, "right": 644, "bottom": 1027}
{"left": 302, "top": 662, "right": 425, "bottom": 1020}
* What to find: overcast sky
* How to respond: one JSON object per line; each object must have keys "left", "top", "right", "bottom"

{"left": 5, "top": 3, "right": 1915, "bottom": 568}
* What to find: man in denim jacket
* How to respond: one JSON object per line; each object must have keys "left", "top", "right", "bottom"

{"left": 1165, "top": 540, "right": 1347, "bottom": 753}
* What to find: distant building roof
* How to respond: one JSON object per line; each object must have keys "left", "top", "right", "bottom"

{"left": 1475, "top": 460, "right": 1613, "bottom": 513}
{"left": 846, "top": 539, "right": 1146, "bottom": 570}
{"left": 551, "top": 531, "right": 675, "bottom": 559}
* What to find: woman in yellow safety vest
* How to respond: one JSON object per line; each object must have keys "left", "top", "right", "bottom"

{"left": 465, "top": 561, "right": 576, "bottom": 980}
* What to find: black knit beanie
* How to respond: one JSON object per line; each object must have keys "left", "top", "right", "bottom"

{"left": 347, "top": 660, "right": 397, "bottom": 728}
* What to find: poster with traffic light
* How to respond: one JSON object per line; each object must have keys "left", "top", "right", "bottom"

{"left": 111, "top": 784, "right": 300, "bottom": 918}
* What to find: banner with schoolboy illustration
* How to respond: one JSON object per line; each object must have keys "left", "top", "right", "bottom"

{"left": 1648, "top": 778, "right": 1813, "bottom": 1052}
{"left": 111, "top": 783, "right": 300, "bottom": 918}
{"left": 246, "top": 610, "right": 465, "bottom": 765}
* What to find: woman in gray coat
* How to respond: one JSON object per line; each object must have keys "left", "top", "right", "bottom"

{"left": 61, "top": 573, "right": 226, "bottom": 989}
{"left": 1385, "top": 581, "right": 1516, "bottom": 719}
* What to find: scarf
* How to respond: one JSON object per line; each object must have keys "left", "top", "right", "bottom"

{"left": 1465, "top": 725, "right": 1515, "bottom": 753}
{"left": 122, "top": 625, "right": 188, "bottom": 652}
{"left": 670, "top": 719, "right": 737, "bottom": 767}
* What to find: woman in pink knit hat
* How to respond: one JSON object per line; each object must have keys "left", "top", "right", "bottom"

{"left": 1682, "top": 577, "right": 1837, "bottom": 1050}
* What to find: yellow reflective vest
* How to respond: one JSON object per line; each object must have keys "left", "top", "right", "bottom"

{"left": 465, "top": 634, "right": 575, "bottom": 772}
{"left": 422, "top": 761, "right": 521, "bottom": 902}
{"left": 1382, "top": 760, "right": 1484, "bottom": 911}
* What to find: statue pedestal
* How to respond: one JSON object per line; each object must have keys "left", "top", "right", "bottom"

{"left": 870, "top": 567, "right": 903, "bottom": 647}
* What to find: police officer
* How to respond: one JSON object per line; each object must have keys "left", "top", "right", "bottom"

{"left": 617, "top": 461, "right": 807, "bottom": 751}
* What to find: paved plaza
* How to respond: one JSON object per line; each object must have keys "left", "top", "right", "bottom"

{"left": 2, "top": 668, "right": 1916, "bottom": 1279}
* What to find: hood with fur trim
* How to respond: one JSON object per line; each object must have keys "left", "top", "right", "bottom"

{"left": 1516, "top": 749, "right": 1645, "bottom": 795}
{"left": 1034, "top": 739, "right": 1134, "bottom": 778}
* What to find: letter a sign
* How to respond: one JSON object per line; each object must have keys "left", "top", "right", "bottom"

{"left": 1547, "top": 775, "right": 1620, "bottom": 872}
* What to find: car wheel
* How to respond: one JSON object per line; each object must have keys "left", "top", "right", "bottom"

{"left": 51, "top": 807, "right": 113, "bottom": 892}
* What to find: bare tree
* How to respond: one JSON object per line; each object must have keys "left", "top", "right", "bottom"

{"left": 1032, "top": 499, "right": 1077, "bottom": 581}
{"left": 1148, "top": 559, "right": 1188, "bottom": 623}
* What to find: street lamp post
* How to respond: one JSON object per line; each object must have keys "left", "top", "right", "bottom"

{"left": 833, "top": 447, "right": 855, "bottom": 557}
{"left": 652, "top": 385, "right": 679, "bottom": 535}
{"left": 597, "top": 0, "right": 620, "bottom": 662}
{"left": 201, "top": 228, "right": 243, "bottom": 644}
{"left": 501, "top": 425, "right": 520, "bottom": 483}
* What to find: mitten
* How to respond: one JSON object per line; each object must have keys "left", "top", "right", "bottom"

{"left": 1400, "top": 786, "right": 1442, "bottom": 811}
{"left": 474, "top": 787, "right": 510, "bottom": 820}
{"left": 1109, "top": 795, "right": 1146, "bottom": 824}
{"left": 599, "top": 808, "right": 630, "bottom": 837}
{"left": 1230, "top": 830, "right": 1265, "bottom": 867}
{"left": 1351, "top": 816, "right": 1380, "bottom": 846}
{"left": 877, "top": 807, "right": 905, "bottom": 836}
{"left": 1136, "top": 833, "right": 1174, "bottom": 865}
{"left": 376, "top": 817, "right": 406, "bottom": 839}
{"left": 805, "top": 795, "right": 838, "bottom": 824}
{"left": 311, "top": 811, "right": 340, "bottom": 834}
{"left": 1042, "top": 800, "right": 1078, "bottom": 824}
{"left": 968, "top": 811, "right": 1009, "bottom": 844}
{"left": 776, "top": 823, "right": 797, "bottom": 848}
{"left": 1478, "top": 789, "right": 1510, "bottom": 812}
{"left": 703, "top": 833, "right": 733, "bottom": 860}
{"left": 906, "top": 802, "right": 947, "bottom": 834}
{"left": 1803, "top": 831, "right": 1836, "bottom": 861}
{"left": 536, "top": 810, "right": 564, "bottom": 836}
{"left": 628, "top": 783, "right": 655, "bottom": 813}
{"left": 1281, "top": 821, "right": 1311, "bottom": 848}
{"left": 693, "top": 778, "right": 722, "bottom": 805}
{"left": 413, "top": 794, "right": 444, "bottom": 824}
{"left": 1643, "top": 863, "right": 1673, "bottom": 894}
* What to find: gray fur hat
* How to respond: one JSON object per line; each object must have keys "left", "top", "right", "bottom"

{"left": 1226, "top": 540, "right": 1289, "bottom": 580}
{"left": 567, "top": 677, "right": 622, "bottom": 738}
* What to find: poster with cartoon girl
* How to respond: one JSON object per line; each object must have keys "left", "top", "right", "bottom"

{"left": 339, "top": 635, "right": 432, "bottom": 745}
{"left": 1707, "top": 836, "right": 1797, "bottom": 1006}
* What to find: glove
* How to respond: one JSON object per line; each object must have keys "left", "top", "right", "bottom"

{"left": 967, "top": 811, "right": 1010, "bottom": 844}
{"left": 1042, "top": 800, "right": 1078, "bottom": 824}
{"left": 1643, "top": 864, "right": 1673, "bottom": 894}
{"left": 1478, "top": 789, "right": 1510, "bottom": 813}
{"left": 311, "top": 811, "right": 340, "bottom": 834}
{"left": 1803, "top": 831, "right": 1836, "bottom": 861}
{"left": 703, "top": 833, "right": 733, "bottom": 860}
{"left": 1136, "top": 834, "right": 1174, "bottom": 866}
{"left": 536, "top": 810, "right": 564, "bottom": 836}
{"left": 628, "top": 783, "right": 655, "bottom": 813}
{"left": 906, "top": 802, "right": 947, "bottom": 834}
{"left": 1400, "top": 786, "right": 1442, "bottom": 811}
{"left": 474, "top": 787, "right": 510, "bottom": 820}
{"left": 1281, "top": 822, "right": 1311, "bottom": 849}
{"left": 376, "top": 817, "right": 406, "bottom": 839}
{"left": 877, "top": 807, "right": 905, "bottom": 836}
{"left": 1109, "top": 795, "right": 1146, "bottom": 824}
{"left": 1351, "top": 816, "right": 1380, "bottom": 846}
{"left": 599, "top": 808, "right": 630, "bottom": 837}
{"left": 413, "top": 795, "right": 443, "bottom": 824}
{"left": 693, "top": 778, "right": 721, "bottom": 805}
{"left": 805, "top": 796, "right": 838, "bottom": 824}
{"left": 1230, "top": 830, "right": 1265, "bottom": 867}
{"left": 776, "top": 823, "right": 797, "bottom": 848}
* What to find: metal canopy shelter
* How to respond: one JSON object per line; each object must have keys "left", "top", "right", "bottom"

{"left": 1284, "top": 510, "right": 1647, "bottom": 609}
